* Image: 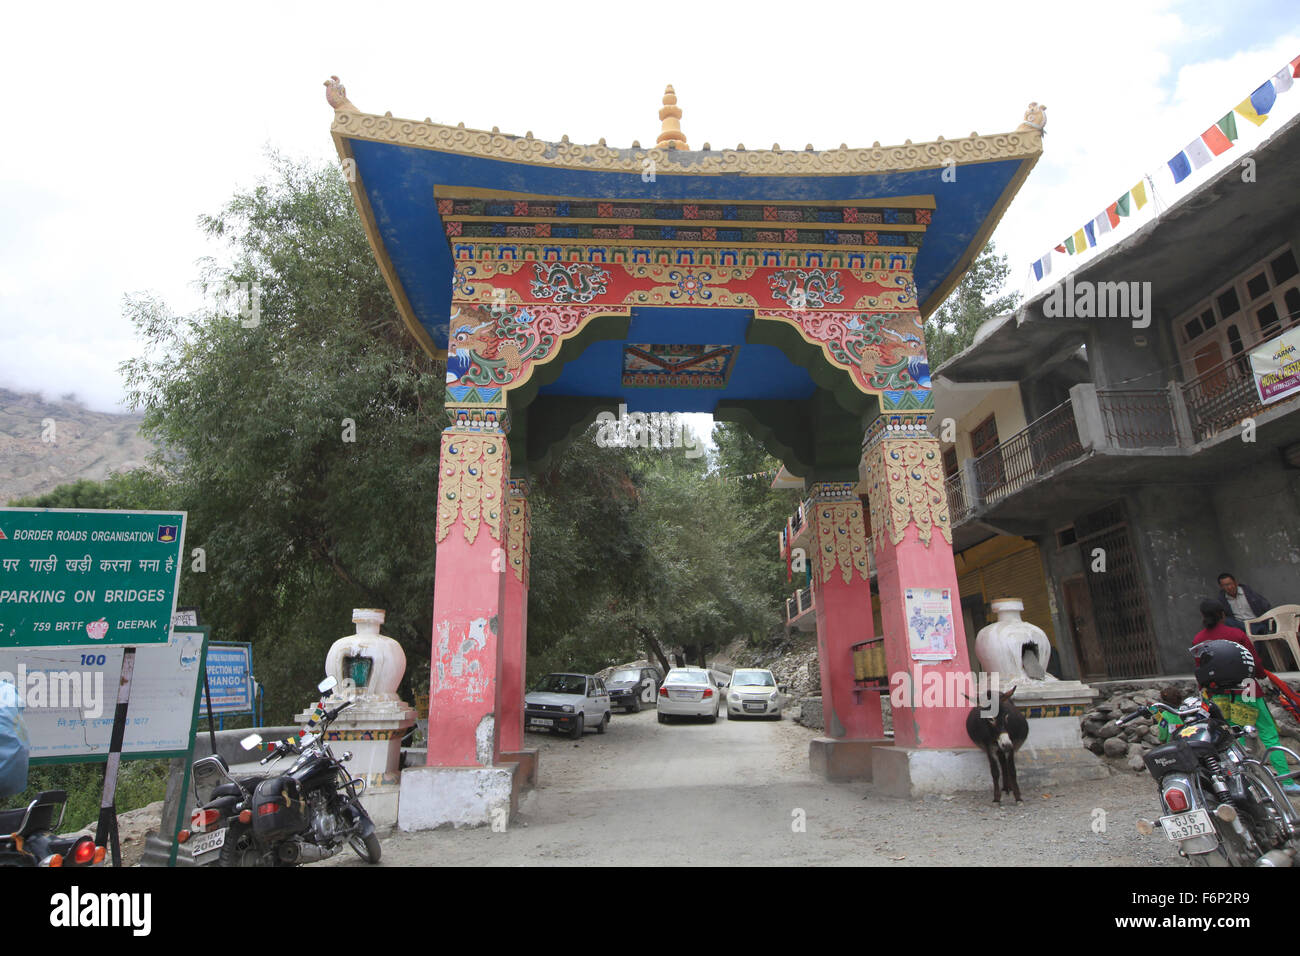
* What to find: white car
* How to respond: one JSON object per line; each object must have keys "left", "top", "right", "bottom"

{"left": 657, "top": 667, "right": 719, "bottom": 723}
{"left": 524, "top": 673, "right": 611, "bottom": 739}
{"left": 727, "top": 668, "right": 784, "bottom": 720}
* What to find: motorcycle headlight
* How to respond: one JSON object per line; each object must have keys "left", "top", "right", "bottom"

{"left": 562, "top": 705, "right": 574, "bottom": 713}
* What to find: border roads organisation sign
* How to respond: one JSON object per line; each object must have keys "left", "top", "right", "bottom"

{"left": 0, "top": 509, "right": 186, "bottom": 648}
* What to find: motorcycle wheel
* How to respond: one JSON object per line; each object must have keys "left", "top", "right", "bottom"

{"left": 350, "top": 832, "right": 382, "bottom": 864}
{"left": 1187, "top": 801, "right": 1259, "bottom": 867}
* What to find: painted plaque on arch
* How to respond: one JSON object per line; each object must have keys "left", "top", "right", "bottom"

{"left": 904, "top": 586, "right": 956, "bottom": 661}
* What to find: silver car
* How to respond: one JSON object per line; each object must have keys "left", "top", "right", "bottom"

{"left": 656, "top": 668, "right": 719, "bottom": 723}
{"left": 726, "top": 668, "right": 784, "bottom": 720}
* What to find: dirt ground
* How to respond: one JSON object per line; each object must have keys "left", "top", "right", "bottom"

{"left": 326, "top": 705, "right": 1186, "bottom": 867}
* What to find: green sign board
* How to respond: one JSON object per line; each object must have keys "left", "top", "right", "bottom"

{"left": 0, "top": 509, "right": 186, "bottom": 648}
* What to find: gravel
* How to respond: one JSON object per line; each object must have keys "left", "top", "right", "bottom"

{"left": 328, "top": 706, "right": 1186, "bottom": 867}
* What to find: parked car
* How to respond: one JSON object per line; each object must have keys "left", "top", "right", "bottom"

{"left": 657, "top": 668, "right": 719, "bottom": 723}
{"left": 606, "top": 666, "right": 662, "bottom": 713}
{"left": 525, "top": 673, "right": 611, "bottom": 739}
{"left": 726, "top": 668, "right": 785, "bottom": 720}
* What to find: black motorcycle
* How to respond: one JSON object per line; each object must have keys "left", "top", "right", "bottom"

{"left": 182, "top": 677, "right": 381, "bottom": 867}
{"left": 1121, "top": 696, "right": 1300, "bottom": 866}
{"left": 0, "top": 789, "right": 103, "bottom": 867}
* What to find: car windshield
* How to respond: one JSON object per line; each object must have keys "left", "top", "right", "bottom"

{"left": 732, "top": 670, "right": 775, "bottom": 686}
{"left": 533, "top": 674, "right": 586, "bottom": 695}
{"left": 666, "top": 670, "right": 708, "bottom": 684}
{"left": 610, "top": 670, "right": 641, "bottom": 682}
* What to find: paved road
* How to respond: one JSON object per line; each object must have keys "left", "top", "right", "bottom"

{"left": 328, "top": 707, "right": 1184, "bottom": 866}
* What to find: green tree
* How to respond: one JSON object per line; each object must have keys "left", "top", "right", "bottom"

{"left": 120, "top": 154, "right": 445, "bottom": 719}
{"left": 923, "top": 241, "right": 1020, "bottom": 370}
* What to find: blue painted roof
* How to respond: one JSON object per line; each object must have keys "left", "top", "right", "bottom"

{"left": 345, "top": 136, "right": 1029, "bottom": 353}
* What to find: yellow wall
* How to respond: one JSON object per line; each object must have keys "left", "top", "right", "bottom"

{"left": 950, "top": 385, "right": 1029, "bottom": 461}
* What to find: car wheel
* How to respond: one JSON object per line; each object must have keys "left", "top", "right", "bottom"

{"left": 570, "top": 714, "right": 585, "bottom": 739}
{"left": 707, "top": 711, "right": 717, "bottom": 724}
{"left": 631, "top": 696, "right": 641, "bottom": 714}
{"left": 597, "top": 712, "right": 609, "bottom": 734}
{"left": 658, "top": 712, "right": 667, "bottom": 724}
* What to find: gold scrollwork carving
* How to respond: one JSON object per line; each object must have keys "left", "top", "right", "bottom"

{"left": 436, "top": 432, "right": 506, "bottom": 544}
{"left": 506, "top": 493, "right": 531, "bottom": 586}
{"left": 814, "top": 500, "right": 871, "bottom": 584}
{"left": 865, "top": 438, "right": 952, "bottom": 549}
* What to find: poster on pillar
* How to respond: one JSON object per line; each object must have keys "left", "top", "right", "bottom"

{"left": 904, "top": 587, "right": 956, "bottom": 660}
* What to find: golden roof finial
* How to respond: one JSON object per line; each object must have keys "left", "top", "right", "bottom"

{"left": 656, "top": 84, "right": 688, "bottom": 151}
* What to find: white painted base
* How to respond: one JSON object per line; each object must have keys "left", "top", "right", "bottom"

{"left": 397, "top": 765, "right": 515, "bottom": 830}
{"left": 872, "top": 742, "right": 1109, "bottom": 798}
{"left": 872, "top": 746, "right": 990, "bottom": 798}
{"left": 359, "top": 784, "right": 400, "bottom": 830}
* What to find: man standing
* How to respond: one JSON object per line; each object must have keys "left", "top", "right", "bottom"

{"left": 1217, "top": 572, "right": 1271, "bottom": 634}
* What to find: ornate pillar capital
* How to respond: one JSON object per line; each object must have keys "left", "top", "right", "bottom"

{"left": 864, "top": 434, "right": 951, "bottom": 549}
{"left": 436, "top": 427, "right": 509, "bottom": 545}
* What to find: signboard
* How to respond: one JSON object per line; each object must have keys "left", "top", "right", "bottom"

{"left": 0, "top": 627, "right": 208, "bottom": 762}
{"left": 1249, "top": 326, "right": 1300, "bottom": 405}
{"left": 0, "top": 509, "right": 186, "bottom": 647}
{"left": 905, "top": 586, "right": 957, "bottom": 661}
{"left": 201, "top": 642, "right": 253, "bottom": 715}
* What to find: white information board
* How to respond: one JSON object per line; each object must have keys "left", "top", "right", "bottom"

{"left": 0, "top": 628, "right": 205, "bottom": 760}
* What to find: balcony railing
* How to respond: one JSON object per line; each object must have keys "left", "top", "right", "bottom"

{"left": 1182, "top": 351, "right": 1286, "bottom": 444}
{"left": 972, "top": 399, "right": 1084, "bottom": 504}
{"left": 1097, "top": 389, "right": 1180, "bottom": 448}
{"left": 786, "top": 586, "right": 814, "bottom": 624}
{"left": 944, "top": 471, "right": 970, "bottom": 526}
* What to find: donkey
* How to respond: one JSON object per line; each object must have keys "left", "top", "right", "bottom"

{"left": 965, "top": 686, "right": 1029, "bottom": 804}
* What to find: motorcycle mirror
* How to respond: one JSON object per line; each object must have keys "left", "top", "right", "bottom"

{"left": 318, "top": 675, "right": 338, "bottom": 694}
{"left": 240, "top": 733, "right": 263, "bottom": 750}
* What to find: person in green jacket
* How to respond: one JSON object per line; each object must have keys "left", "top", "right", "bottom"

{"left": 1154, "top": 686, "right": 1187, "bottom": 743}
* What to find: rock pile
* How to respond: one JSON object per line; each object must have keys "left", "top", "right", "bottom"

{"left": 1079, "top": 680, "right": 1300, "bottom": 772}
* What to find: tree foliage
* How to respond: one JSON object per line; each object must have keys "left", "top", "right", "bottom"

{"left": 17, "top": 155, "right": 804, "bottom": 718}
{"left": 923, "top": 241, "right": 1020, "bottom": 370}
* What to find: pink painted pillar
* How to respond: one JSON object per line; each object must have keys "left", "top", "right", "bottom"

{"left": 498, "top": 478, "right": 531, "bottom": 753}
{"left": 808, "top": 483, "right": 884, "bottom": 739}
{"left": 865, "top": 432, "right": 973, "bottom": 749}
{"left": 427, "top": 425, "right": 509, "bottom": 767}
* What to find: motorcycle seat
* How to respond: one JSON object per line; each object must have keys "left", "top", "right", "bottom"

{"left": 0, "top": 808, "right": 26, "bottom": 833}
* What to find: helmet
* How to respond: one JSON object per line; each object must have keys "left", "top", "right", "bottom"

{"left": 1193, "top": 640, "right": 1254, "bottom": 692}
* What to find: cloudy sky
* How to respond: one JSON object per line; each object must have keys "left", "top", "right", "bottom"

{"left": 1, "top": 0, "right": 1297, "bottom": 412}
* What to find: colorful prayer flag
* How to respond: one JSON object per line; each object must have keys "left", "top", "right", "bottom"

{"left": 1236, "top": 95, "right": 1268, "bottom": 127}
{"left": 1291, "top": 54, "right": 1300, "bottom": 78}
{"left": 1084, "top": 221, "right": 1097, "bottom": 247}
{"left": 1184, "top": 137, "right": 1213, "bottom": 169}
{"left": 1072, "top": 228, "right": 1087, "bottom": 253}
{"left": 1168, "top": 151, "right": 1192, "bottom": 183}
{"left": 1032, "top": 253, "right": 1052, "bottom": 281}
{"left": 1202, "top": 114, "right": 1236, "bottom": 155}
{"left": 1115, "top": 193, "right": 1131, "bottom": 217}
{"left": 1065, "top": 234, "right": 1078, "bottom": 255}
{"left": 1093, "top": 211, "right": 1112, "bottom": 236}
{"left": 1054, "top": 243, "right": 1067, "bottom": 253}
{"left": 1105, "top": 202, "right": 1121, "bottom": 228}
{"left": 1272, "top": 67, "right": 1293, "bottom": 96}
{"left": 1132, "top": 180, "right": 1148, "bottom": 210}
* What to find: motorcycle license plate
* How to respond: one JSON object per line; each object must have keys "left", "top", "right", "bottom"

{"left": 1159, "top": 808, "right": 1214, "bottom": 842}
{"left": 188, "top": 826, "right": 227, "bottom": 856}
{"left": 529, "top": 718, "right": 553, "bottom": 727}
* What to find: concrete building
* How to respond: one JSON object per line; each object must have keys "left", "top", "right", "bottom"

{"left": 934, "top": 112, "right": 1300, "bottom": 681}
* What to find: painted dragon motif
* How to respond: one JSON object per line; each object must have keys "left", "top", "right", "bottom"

{"left": 529, "top": 262, "right": 610, "bottom": 304}
{"left": 768, "top": 268, "right": 845, "bottom": 309}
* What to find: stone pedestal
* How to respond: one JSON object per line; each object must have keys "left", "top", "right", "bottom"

{"left": 810, "top": 737, "right": 890, "bottom": 781}
{"left": 296, "top": 608, "right": 417, "bottom": 829}
{"left": 398, "top": 764, "right": 518, "bottom": 830}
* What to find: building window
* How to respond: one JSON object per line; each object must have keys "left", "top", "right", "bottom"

{"left": 942, "top": 447, "right": 959, "bottom": 479}
{"left": 1176, "top": 243, "right": 1300, "bottom": 382}
{"left": 970, "top": 414, "right": 1000, "bottom": 457}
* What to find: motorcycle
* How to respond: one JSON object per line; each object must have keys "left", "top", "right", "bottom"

{"left": 0, "top": 789, "right": 105, "bottom": 867}
{"left": 180, "top": 676, "right": 381, "bottom": 867}
{"left": 1122, "top": 696, "right": 1300, "bottom": 866}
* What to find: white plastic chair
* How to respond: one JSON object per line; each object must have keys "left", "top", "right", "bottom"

{"left": 1245, "top": 604, "right": 1300, "bottom": 672}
